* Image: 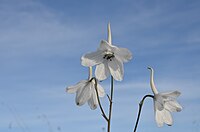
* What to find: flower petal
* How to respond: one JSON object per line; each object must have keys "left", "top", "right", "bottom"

{"left": 66, "top": 80, "right": 87, "bottom": 93}
{"left": 154, "top": 102, "right": 173, "bottom": 127}
{"left": 95, "top": 62, "right": 110, "bottom": 81}
{"left": 108, "top": 58, "right": 124, "bottom": 81}
{"left": 161, "top": 91, "right": 181, "bottom": 98}
{"left": 162, "top": 109, "right": 173, "bottom": 126}
{"left": 154, "top": 105, "right": 164, "bottom": 127}
{"left": 88, "top": 91, "right": 98, "bottom": 110}
{"left": 98, "top": 40, "right": 112, "bottom": 51}
{"left": 114, "top": 47, "right": 132, "bottom": 62}
{"left": 76, "top": 82, "right": 92, "bottom": 106}
{"left": 155, "top": 99, "right": 164, "bottom": 111}
{"left": 97, "top": 83, "right": 105, "bottom": 97}
{"left": 165, "top": 100, "right": 182, "bottom": 112}
{"left": 90, "top": 79, "right": 105, "bottom": 97}
{"left": 81, "top": 50, "right": 104, "bottom": 67}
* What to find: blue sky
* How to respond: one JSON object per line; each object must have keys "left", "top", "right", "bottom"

{"left": 0, "top": 0, "right": 200, "bottom": 132}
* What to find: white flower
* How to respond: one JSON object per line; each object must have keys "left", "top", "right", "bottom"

{"left": 81, "top": 24, "right": 132, "bottom": 81}
{"left": 148, "top": 67, "right": 182, "bottom": 127}
{"left": 66, "top": 67, "right": 105, "bottom": 110}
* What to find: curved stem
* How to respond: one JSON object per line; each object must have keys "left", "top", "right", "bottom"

{"left": 93, "top": 78, "right": 109, "bottom": 122}
{"left": 107, "top": 76, "right": 114, "bottom": 132}
{"left": 133, "top": 94, "right": 154, "bottom": 132}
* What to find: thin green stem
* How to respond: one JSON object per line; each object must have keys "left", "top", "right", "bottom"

{"left": 133, "top": 94, "right": 154, "bottom": 132}
{"left": 93, "top": 78, "right": 109, "bottom": 122}
{"left": 107, "top": 76, "right": 114, "bottom": 132}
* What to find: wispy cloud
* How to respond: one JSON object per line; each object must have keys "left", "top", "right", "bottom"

{"left": 0, "top": 0, "right": 104, "bottom": 60}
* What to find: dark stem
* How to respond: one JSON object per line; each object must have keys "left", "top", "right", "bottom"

{"left": 133, "top": 94, "right": 154, "bottom": 132}
{"left": 93, "top": 78, "right": 109, "bottom": 121}
{"left": 107, "top": 76, "right": 114, "bottom": 132}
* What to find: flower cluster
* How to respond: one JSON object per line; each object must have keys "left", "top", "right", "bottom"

{"left": 66, "top": 23, "right": 182, "bottom": 131}
{"left": 66, "top": 23, "right": 132, "bottom": 110}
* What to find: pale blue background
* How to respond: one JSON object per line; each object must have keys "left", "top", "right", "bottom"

{"left": 0, "top": 0, "right": 200, "bottom": 132}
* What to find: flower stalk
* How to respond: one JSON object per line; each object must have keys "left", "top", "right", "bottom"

{"left": 93, "top": 77, "right": 109, "bottom": 121}
{"left": 88, "top": 66, "right": 93, "bottom": 80}
{"left": 107, "top": 23, "right": 114, "bottom": 132}
{"left": 92, "top": 75, "right": 114, "bottom": 132}
{"left": 133, "top": 94, "right": 154, "bottom": 132}
{"left": 107, "top": 76, "right": 114, "bottom": 132}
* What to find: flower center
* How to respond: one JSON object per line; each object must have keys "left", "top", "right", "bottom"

{"left": 103, "top": 51, "right": 115, "bottom": 61}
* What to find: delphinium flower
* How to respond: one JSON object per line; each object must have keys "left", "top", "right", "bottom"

{"left": 66, "top": 67, "right": 105, "bottom": 110}
{"left": 148, "top": 67, "right": 182, "bottom": 127}
{"left": 81, "top": 24, "right": 132, "bottom": 81}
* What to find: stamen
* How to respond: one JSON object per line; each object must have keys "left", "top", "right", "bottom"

{"left": 103, "top": 52, "right": 115, "bottom": 61}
